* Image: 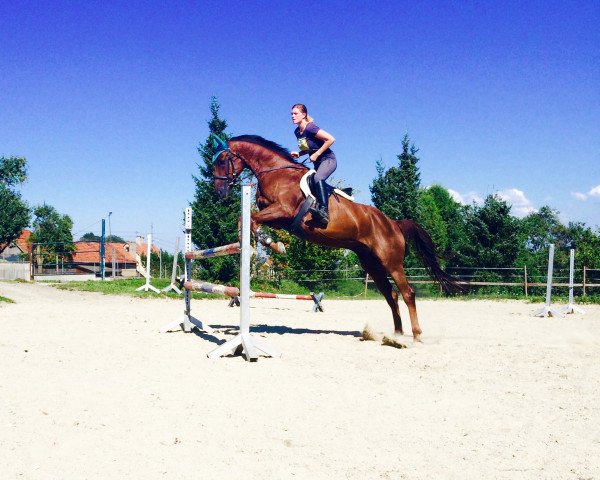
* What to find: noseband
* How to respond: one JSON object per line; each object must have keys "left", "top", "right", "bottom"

{"left": 213, "top": 151, "right": 244, "bottom": 186}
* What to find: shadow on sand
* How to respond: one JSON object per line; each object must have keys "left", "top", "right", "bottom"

{"left": 192, "top": 323, "right": 362, "bottom": 347}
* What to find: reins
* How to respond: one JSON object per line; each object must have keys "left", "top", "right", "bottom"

{"left": 214, "top": 150, "right": 306, "bottom": 186}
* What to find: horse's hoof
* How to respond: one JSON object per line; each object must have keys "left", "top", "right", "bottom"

{"left": 381, "top": 335, "right": 408, "bottom": 349}
{"left": 270, "top": 242, "right": 286, "bottom": 255}
{"left": 269, "top": 242, "right": 285, "bottom": 255}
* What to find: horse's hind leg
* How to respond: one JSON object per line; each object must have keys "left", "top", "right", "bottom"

{"left": 384, "top": 263, "right": 422, "bottom": 342}
{"left": 356, "top": 251, "right": 403, "bottom": 335}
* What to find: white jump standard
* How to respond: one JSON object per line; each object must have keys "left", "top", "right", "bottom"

{"left": 160, "top": 186, "right": 280, "bottom": 360}
{"left": 534, "top": 244, "right": 564, "bottom": 318}
{"left": 162, "top": 236, "right": 182, "bottom": 294}
{"left": 208, "top": 185, "right": 280, "bottom": 360}
{"left": 562, "top": 248, "right": 585, "bottom": 315}
{"left": 136, "top": 234, "right": 161, "bottom": 294}
{"left": 159, "top": 209, "right": 215, "bottom": 334}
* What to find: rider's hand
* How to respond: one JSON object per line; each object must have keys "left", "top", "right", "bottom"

{"left": 291, "top": 151, "right": 299, "bottom": 158}
{"left": 309, "top": 153, "right": 318, "bottom": 162}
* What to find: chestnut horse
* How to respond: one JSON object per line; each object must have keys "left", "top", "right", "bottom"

{"left": 213, "top": 135, "right": 461, "bottom": 342}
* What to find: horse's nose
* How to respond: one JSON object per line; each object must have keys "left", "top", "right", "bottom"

{"left": 215, "top": 181, "right": 229, "bottom": 199}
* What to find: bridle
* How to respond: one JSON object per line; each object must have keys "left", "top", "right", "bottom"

{"left": 213, "top": 151, "right": 244, "bottom": 186}
{"left": 213, "top": 149, "right": 307, "bottom": 186}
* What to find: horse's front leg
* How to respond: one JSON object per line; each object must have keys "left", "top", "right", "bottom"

{"left": 250, "top": 204, "right": 297, "bottom": 255}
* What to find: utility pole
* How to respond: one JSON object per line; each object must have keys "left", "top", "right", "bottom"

{"left": 108, "top": 212, "right": 115, "bottom": 278}
{"left": 100, "top": 219, "right": 106, "bottom": 280}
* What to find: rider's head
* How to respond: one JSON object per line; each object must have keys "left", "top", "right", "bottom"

{"left": 291, "top": 103, "right": 314, "bottom": 124}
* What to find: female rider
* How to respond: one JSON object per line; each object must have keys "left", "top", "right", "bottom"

{"left": 290, "top": 103, "right": 336, "bottom": 226}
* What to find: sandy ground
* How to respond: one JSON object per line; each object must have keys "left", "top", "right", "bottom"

{"left": 1, "top": 281, "right": 599, "bottom": 480}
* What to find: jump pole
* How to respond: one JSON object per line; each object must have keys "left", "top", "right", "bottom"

{"left": 208, "top": 185, "right": 280, "bottom": 361}
{"left": 562, "top": 248, "right": 585, "bottom": 315}
{"left": 162, "top": 236, "right": 182, "bottom": 294}
{"left": 534, "top": 244, "right": 564, "bottom": 318}
{"left": 229, "top": 291, "right": 325, "bottom": 312}
{"left": 136, "top": 234, "right": 160, "bottom": 293}
{"left": 159, "top": 209, "right": 214, "bottom": 334}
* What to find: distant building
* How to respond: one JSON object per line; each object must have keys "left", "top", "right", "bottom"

{"left": 0, "top": 229, "right": 32, "bottom": 262}
{"left": 2, "top": 229, "right": 159, "bottom": 277}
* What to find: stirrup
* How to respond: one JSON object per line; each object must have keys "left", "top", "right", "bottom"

{"left": 311, "top": 207, "right": 329, "bottom": 226}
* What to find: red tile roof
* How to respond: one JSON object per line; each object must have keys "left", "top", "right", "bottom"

{"left": 2, "top": 229, "right": 159, "bottom": 264}
{"left": 0, "top": 229, "right": 32, "bottom": 253}
{"left": 72, "top": 241, "right": 160, "bottom": 263}
{"left": 72, "top": 242, "right": 134, "bottom": 263}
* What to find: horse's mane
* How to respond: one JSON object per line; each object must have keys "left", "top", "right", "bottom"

{"left": 231, "top": 135, "right": 304, "bottom": 166}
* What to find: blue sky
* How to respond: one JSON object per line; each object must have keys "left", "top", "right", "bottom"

{"left": 1, "top": 1, "right": 599, "bottom": 253}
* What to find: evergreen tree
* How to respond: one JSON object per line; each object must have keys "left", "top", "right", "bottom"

{"left": 190, "top": 97, "right": 241, "bottom": 282}
{"left": 370, "top": 134, "right": 421, "bottom": 220}
{"left": 0, "top": 156, "right": 30, "bottom": 252}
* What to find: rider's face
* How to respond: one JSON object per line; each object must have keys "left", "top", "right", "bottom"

{"left": 291, "top": 108, "right": 305, "bottom": 125}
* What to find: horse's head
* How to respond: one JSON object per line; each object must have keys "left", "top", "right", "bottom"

{"left": 211, "top": 135, "right": 245, "bottom": 198}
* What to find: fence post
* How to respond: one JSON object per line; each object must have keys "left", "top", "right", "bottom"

{"left": 364, "top": 273, "right": 369, "bottom": 297}
{"left": 583, "top": 266, "right": 587, "bottom": 296}
{"left": 524, "top": 265, "right": 528, "bottom": 297}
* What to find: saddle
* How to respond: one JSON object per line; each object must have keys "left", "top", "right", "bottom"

{"left": 289, "top": 170, "right": 354, "bottom": 234}
{"left": 300, "top": 170, "right": 354, "bottom": 202}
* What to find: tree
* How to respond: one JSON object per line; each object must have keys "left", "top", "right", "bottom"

{"left": 421, "top": 184, "right": 469, "bottom": 266}
{"left": 561, "top": 222, "right": 600, "bottom": 269}
{"left": 30, "top": 204, "right": 75, "bottom": 262}
{"left": 0, "top": 156, "right": 28, "bottom": 187}
{"left": 190, "top": 97, "right": 241, "bottom": 282}
{"left": 417, "top": 189, "right": 448, "bottom": 254}
{"left": 80, "top": 232, "right": 101, "bottom": 241}
{"left": 370, "top": 134, "right": 421, "bottom": 220}
{"left": 459, "top": 194, "right": 519, "bottom": 268}
{"left": 79, "top": 233, "right": 125, "bottom": 242}
{"left": 285, "top": 237, "right": 345, "bottom": 289}
{"left": 0, "top": 156, "right": 30, "bottom": 253}
{"left": 516, "top": 206, "right": 563, "bottom": 267}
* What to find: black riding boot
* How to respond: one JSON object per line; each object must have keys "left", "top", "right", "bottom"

{"left": 311, "top": 180, "right": 329, "bottom": 226}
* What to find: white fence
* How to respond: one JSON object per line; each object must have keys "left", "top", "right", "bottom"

{"left": 0, "top": 262, "right": 30, "bottom": 281}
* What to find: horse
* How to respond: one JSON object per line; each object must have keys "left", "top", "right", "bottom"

{"left": 212, "top": 134, "right": 462, "bottom": 342}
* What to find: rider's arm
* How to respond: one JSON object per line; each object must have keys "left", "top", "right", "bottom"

{"left": 310, "top": 129, "right": 335, "bottom": 162}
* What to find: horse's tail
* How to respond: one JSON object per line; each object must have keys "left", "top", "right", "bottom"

{"left": 397, "top": 219, "right": 464, "bottom": 295}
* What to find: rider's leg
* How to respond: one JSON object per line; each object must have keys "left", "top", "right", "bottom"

{"left": 311, "top": 157, "right": 337, "bottom": 225}
{"left": 312, "top": 180, "right": 329, "bottom": 225}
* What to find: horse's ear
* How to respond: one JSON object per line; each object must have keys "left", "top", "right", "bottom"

{"left": 211, "top": 134, "right": 230, "bottom": 162}
{"left": 211, "top": 134, "right": 228, "bottom": 151}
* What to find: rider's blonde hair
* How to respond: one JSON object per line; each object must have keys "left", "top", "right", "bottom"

{"left": 292, "top": 103, "right": 314, "bottom": 123}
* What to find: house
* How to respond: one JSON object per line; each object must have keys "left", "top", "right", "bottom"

{"left": 1, "top": 228, "right": 160, "bottom": 277}
{"left": 0, "top": 229, "right": 32, "bottom": 262}
{"left": 69, "top": 237, "right": 160, "bottom": 276}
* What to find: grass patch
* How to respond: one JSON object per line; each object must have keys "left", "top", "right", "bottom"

{"left": 53, "top": 278, "right": 234, "bottom": 301}
{"left": 0, "top": 295, "right": 15, "bottom": 303}
{"left": 48, "top": 276, "right": 600, "bottom": 305}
